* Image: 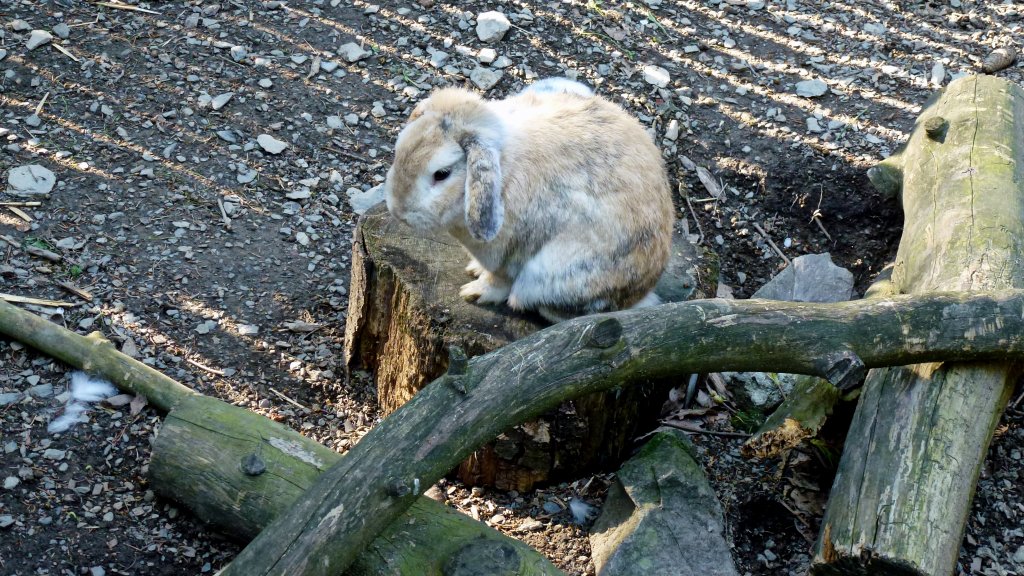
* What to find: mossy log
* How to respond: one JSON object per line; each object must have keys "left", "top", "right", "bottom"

{"left": 0, "top": 298, "right": 195, "bottom": 412}
{"left": 150, "top": 395, "right": 561, "bottom": 576}
{"left": 343, "top": 203, "right": 710, "bottom": 490}
{"left": 221, "top": 289, "right": 1024, "bottom": 576}
{"left": 742, "top": 268, "right": 896, "bottom": 459}
{"left": 740, "top": 375, "right": 843, "bottom": 459}
{"left": 813, "top": 74, "right": 1024, "bottom": 576}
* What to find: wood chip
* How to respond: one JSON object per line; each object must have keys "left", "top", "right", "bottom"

{"left": 6, "top": 206, "right": 32, "bottom": 222}
{"left": 56, "top": 280, "right": 94, "bottom": 301}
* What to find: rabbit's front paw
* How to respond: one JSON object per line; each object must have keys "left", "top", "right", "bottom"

{"left": 460, "top": 274, "right": 510, "bottom": 305}
{"left": 465, "top": 258, "right": 486, "bottom": 278}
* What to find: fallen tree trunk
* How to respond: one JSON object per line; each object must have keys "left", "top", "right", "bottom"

{"left": 219, "top": 289, "right": 1024, "bottom": 576}
{"left": 150, "top": 395, "right": 561, "bottom": 576}
{"left": 813, "top": 74, "right": 1024, "bottom": 575}
{"left": 0, "top": 298, "right": 557, "bottom": 575}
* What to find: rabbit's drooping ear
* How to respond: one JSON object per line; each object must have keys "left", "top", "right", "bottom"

{"left": 462, "top": 136, "right": 504, "bottom": 242}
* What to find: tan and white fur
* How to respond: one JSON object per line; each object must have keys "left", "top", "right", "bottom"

{"left": 383, "top": 79, "right": 674, "bottom": 322}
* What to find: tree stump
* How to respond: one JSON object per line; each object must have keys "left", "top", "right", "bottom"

{"left": 343, "top": 203, "right": 712, "bottom": 490}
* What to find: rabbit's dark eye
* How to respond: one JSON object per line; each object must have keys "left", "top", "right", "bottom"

{"left": 432, "top": 168, "right": 451, "bottom": 183}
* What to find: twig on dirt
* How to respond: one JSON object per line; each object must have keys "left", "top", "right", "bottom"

{"left": 682, "top": 184, "right": 706, "bottom": 245}
{"left": 810, "top": 210, "right": 833, "bottom": 241}
{"left": 34, "top": 92, "right": 50, "bottom": 116}
{"left": 185, "top": 357, "right": 226, "bottom": 377}
{"left": 69, "top": 14, "right": 101, "bottom": 27}
{"left": 56, "top": 281, "right": 94, "bottom": 302}
{"left": 93, "top": 1, "right": 161, "bottom": 14}
{"left": 661, "top": 420, "right": 751, "bottom": 438}
{"left": 752, "top": 222, "right": 791, "bottom": 266}
{"left": 0, "top": 201, "right": 43, "bottom": 207}
{"left": 52, "top": 43, "right": 81, "bottom": 62}
{"left": 0, "top": 235, "right": 20, "bottom": 249}
{"left": 0, "top": 293, "right": 75, "bottom": 307}
{"left": 810, "top": 185, "right": 833, "bottom": 241}
{"left": 269, "top": 387, "right": 309, "bottom": 411}
{"left": 216, "top": 197, "right": 233, "bottom": 231}
{"left": 26, "top": 245, "right": 62, "bottom": 263}
{"left": 326, "top": 143, "right": 372, "bottom": 164}
{"left": 1011, "top": 386, "right": 1024, "bottom": 410}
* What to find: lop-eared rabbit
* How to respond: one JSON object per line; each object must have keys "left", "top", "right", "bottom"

{"left": 384, "top": 79, "right": 673, "bottom": 322}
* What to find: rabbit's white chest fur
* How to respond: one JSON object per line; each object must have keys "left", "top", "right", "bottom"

{"left": 384, "top": 81, "right": 674, "bottom": 323}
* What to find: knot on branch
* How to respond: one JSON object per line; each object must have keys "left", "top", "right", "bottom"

{"left": 924, "top": 116, "right": 948, "bottom": 142}
{"left": 240, "top": 453, "right": 266, "bottom": 476}
{"left": 387, "top": 478, "right": 411, "bottom": 498}
{"left": 584, "top": 317, "right": 623, "bottom": 349}
{"left": 818, "top": 350, "right": 867, "bottom": 391}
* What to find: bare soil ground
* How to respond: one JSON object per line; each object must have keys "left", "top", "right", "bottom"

{"left": 2, "top": 1, "right": 1023, "bottom": 575}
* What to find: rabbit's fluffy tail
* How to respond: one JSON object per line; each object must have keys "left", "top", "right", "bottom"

{"left": 48, "top": 372, "right": 117, "bottom": 434}
{"left": 631, "top": 291, "right": 661, "bottom": 309}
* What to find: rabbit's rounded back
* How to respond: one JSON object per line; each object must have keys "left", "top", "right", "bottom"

{"left": 384, "top": 82, "right": 674, "bottom": 318}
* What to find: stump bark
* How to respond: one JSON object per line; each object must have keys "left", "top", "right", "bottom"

{"left": 343, "top": 203, "right": 712, "bottom": 490}
{"left": 813, "top": 74, "right": 1024, "bottom": 576}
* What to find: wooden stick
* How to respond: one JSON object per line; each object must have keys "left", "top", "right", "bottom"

{"left": 93, "top": 1, "right": 161, "bottom": 14}
{"left": 0, "top": 293, "right": 75, "bottom": 307}
{"left": 752, "top": 222, "right": 791, "bottom": 266}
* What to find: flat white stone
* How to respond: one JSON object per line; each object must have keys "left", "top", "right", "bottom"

{"left": 257, "top": 134, "right": 288, "bottom": 154}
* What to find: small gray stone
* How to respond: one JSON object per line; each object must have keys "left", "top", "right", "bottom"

{"left": 0, "top": 49, "right": 7, "bottom": 62}
{"left": 257, "top": 134, "right": 288, "bottom": 154}
{"left": 469, "top": 67, "right": 503, "bottom": 90}
{"left": 795, "top": 79, "right": 829, "bottom": 97}
{"left": 3, "top": 476, "right": 18, "bottom": 490}
{"left": 52, "top": 23, "right": 70, "bottom": 39}
{"left": 42, "top": 448, "right": 66, "bottom": 461}
{"left": 0, "top": 515, "right": 14, "bottom": 529}
{"left": 258, "top": 78, "right": 273, "bottom": 88}
{"left": 211, "top": 92, "right": 234, "bottom": 111}
{"left": 642, "top": 65, "right": 671, "bottom": 88}
{"left": 89, "top": 567, "right": 106, "bottom": 576}
{"left": 26, "top": 29, "right": 53, "bottom": 50}
{"left": 338, "top": 42, "right": 371, "bottom": 63}
{"left": 11, "top": 19, "right": 32, "bottom": 32}
{"left": 477, "top": 47, "right": 497, "bottom": 64}
{"left": 237, "top": 324, "right": 259, "bottom": 336}
{"left": 542, "top": 501, "right": 561, "bottom": 514}
{"left": 326, "top": 116, "right": 344, "bottom": 129}
{"left": 27, "top": 383, "right": 54, "bottom": 398}
{"left": 25, "top": 114, "right": 41, "bottom": 127}
{"left": 229, "top": 45, "right": 247, "bottom": 61}
{"left": 216, "top": 130, "right": 237, "bottom": 143}
{"left": 346, "top": 185, "right": 385, "bottom": 215}
{"left": 476, "top": 11, "right": 511, "bottom": 42}
{"left": 344, "top": 113, "right": 360, "bottom": 126}
{"left": 0, "top": 393, "right": 23, "bottom": 407}
{"left": 295, "top": 231, "right": 310, "bottom": 246}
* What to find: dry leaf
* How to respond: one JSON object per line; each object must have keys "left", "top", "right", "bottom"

{"left": 696, "top": 166, "right": 723, "bottom": 198}
{"left": 129, "top": 393, "right": 148, "bottom": 416}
